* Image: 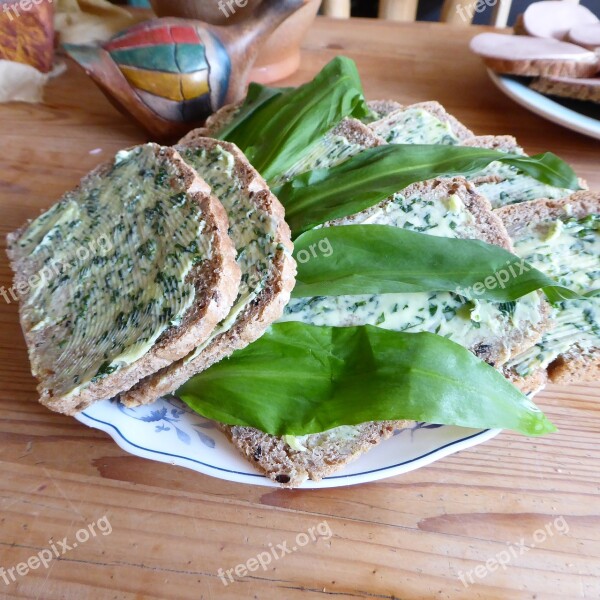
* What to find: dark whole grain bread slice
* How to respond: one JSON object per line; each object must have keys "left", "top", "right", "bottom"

{"left": 7, "top": 143, "right": 240, "bottom": 415}
{"left": 369, "top": 101, "right": 475, "bottom": 145}
{"left": 120, "top": 137, "right": 296, "bottom": 407}
{"left": 530, "top": 76, "right": 600, "bottom": 105}
{"left": 497, "top": 193, "right": 600, "bottom": 389}
{"left": 219, "top": 421, "right": 412, "bottom": 488}
{"left": 470, "top": 32, "right": 600, "bottom": 78}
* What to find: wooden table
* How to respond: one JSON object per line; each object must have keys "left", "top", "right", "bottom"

{"left": 1, "top": 18, "right": 599, "bottom": 600}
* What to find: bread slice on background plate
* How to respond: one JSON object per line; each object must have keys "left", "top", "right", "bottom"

{"left": 7, "top": 143, "right": 240, "bottom": 415}
{"left": 120, "top": 137, "right": 296, "bottom": 407}
{"left": 530, "top": 76, "right": 600, "bottom": 105}
{"left": 498, "top": 193, "right": 600, "bottom": 390}
{"left": 228, "top": 177, "right": 551, "bottom": 487}
{"left": 469, "top": 32, "right": 600, "bottom": 78}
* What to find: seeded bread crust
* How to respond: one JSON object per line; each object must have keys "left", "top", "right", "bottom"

{"left": 530, "top": 77, "right": 600, "bottom": 104}
{"left": 7, "top": 144, "right": 241, "bottom": 415}
{"left": 369, "top": 101, "right": 475, "bottom": 142}
{"left": 462, "top": 135, "right": 522, "bottom": 153}
{"left": 497, "top": 193, "right": 600, "bottom": 389}
{"left": 482, "top": 56, "right": 599, "bottom": 78}
{"left": 218, "top": 420, "right": 413, "bottom": 488}
{"left": 120, "top": 138, "right": 296, "bottom": 407}
{"left": 203, "top": 101, "right": 244, "bottom": 136}
{"left": 503, "top": 364, "right": 549, "bottom": 395}
{"left": 367, "top": 99, "right": 404, "bottom": 119}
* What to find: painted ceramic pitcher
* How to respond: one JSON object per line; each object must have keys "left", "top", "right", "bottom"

{"left": 64, "top": 0, "right": 306, "bottom": 140}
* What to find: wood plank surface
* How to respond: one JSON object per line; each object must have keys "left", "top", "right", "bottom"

{"left": 0, "top": 18, "right": 599, "bottom": 600}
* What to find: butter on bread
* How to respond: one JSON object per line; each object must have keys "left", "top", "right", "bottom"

{"left": 7, "top": 143, "right": 241, "bottom": 415}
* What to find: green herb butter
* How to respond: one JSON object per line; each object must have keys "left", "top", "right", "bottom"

{"left": 18, "top": 144, "right": 208, "bottom": 398}
{"left": 507, "top": 214, "right": 600, "bottom": 377}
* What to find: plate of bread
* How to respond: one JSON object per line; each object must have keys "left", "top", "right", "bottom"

{"left": 8, "top": 57, "right": 599, "bottom": 488}
{"left": 471, "top": 1, "right": 600, "bottom": 140}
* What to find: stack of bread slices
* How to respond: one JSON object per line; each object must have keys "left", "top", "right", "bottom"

{"left": 8, "top": 93, "right": 599, "bottom": 487}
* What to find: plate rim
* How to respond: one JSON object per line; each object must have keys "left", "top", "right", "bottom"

{"left": 76, "top": 408, "right": 501, "bottom": 489}
{"left": 488, "top": 70, "right": 600, "bottom": 141}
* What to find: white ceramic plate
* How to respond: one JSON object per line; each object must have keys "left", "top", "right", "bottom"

{"left": 489, "top": 71, "right": 600, "bottom": 141}
{"left": 75, "top": 396, "right": 501, "bottom": 488}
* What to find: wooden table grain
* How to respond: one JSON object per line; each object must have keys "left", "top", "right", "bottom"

{"left": 1, "top": 18, "right": 599, "bottom": 600}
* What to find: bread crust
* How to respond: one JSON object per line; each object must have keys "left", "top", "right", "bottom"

{"left": 530, "top": 77, "right": 600, "bottom": 104}
{"left": 367, "top": 99, "right": 404, "bottom": 119}
{"left": 461, "top": 134, "right": 522, "bottom": 153}
{"left": 218, "top": 420, "right": 413, "bottom": 487}
{"left": 120, "top": 138, "right": 296, "bottom": 407}
{"left": 481, "top": 56, "right": 599, "bottom": 78}
{"left": 7, "top": 144, "right": 241, "bottom": 415}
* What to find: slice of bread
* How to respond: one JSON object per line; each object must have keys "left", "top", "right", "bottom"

{"left": 219, "top": 421, "right": 411, "bottom": 488}
{"left": 120, "top": 138, "right": 296, "bottom": 407}
{"left": 470, "top": 32, "right": 600, "bottom": 78}
{"left": 497, "top": 193, "right": 600, "bottom": 389}
{"left": 460, "top": 135, "right": 580, "bottom": 208}
{"left": 368, "top": 101, "right": 475, "bottom": 145}
{"left": 7, "top": 143, "right": 241, "bottom": 415}
{"left": 530, "top": 76, "right": 600, "bottom": 104}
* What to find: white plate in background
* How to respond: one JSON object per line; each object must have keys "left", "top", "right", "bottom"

{"left": 489, "top": 71, "right": 600, "bottom": 141}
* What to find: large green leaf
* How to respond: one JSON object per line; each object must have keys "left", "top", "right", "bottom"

{"left": 292, "top": 225, "right": 580, "bottom": 303}
{"left": 214, "top": 83, "right": 288, "bottom": 148}
{"left": 177, "top": 322, "right": 556, "bottom": 437}
{"left": 220, "top": 57, "right": 371, "bottom": 182}
{"left": 276, "top": 145, "right": 581, "bottom": 236}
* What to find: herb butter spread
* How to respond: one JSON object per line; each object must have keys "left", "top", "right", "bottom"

{"left": 281, "top": 186, "right": 543, "bottom": 367}
{"left": 280, "top": 185, "right": 544, "bottom": 451}
{"left": 17, "top": 144, "right": 208, "bottom": 398}
{"left": 177, "top": 143, "right": 280, "bottom": 358}
{"left": 507, "top": 214, "right": 600, "bottom": 377}
{"left": 370, "top": 108, "right": 461, "bottom": 145}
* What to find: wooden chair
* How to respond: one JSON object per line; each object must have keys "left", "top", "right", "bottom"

{"left": 322, "top": 0, "right": 583, "bottom": 26}
{"left": 442, "top": 0, "right": 581, "bottom": 26}
{"left": 322, "top": 0, "right": 419, "bottom": 22}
